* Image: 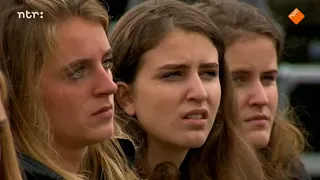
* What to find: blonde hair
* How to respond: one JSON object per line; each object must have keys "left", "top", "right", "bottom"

{"left": 0, "top": 71, "right": 23, "bottom": 180}
{"left": 0, "top": 0, "right": 138, "bottom": 179}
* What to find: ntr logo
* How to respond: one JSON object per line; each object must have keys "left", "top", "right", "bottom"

{"left": 17, "top": 10, "right": 43, "bottom": 19}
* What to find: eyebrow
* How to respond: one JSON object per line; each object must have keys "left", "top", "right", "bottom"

{"left": 231, "top": 70, "right": 251, "bottom": 75}
{"left": 61, "top": 49, "right": 113, "bottom": 71}
{"left": 263, "top": 70, "right": 278, "bottom": 75}
{"left": 157, "top": 62, "right": 219, "bottom": 70}
{"left": 231, "top": 69, "right": 278, "bottom": 75}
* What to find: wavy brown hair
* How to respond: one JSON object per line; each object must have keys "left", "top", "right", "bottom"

{"left": 111, "top": 0, "right": 265, "bottom": 179}
{"left": 196, "top": 0, "right": 306, "bottom": 179}
{"left": 0, "top": 0, "right": 138, "bottom": 179}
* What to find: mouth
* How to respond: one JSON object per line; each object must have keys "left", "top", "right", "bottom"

{"left": 183, "top": 108, "right": 209, "bottom": 119}
{"left": 182, "top": 108, "right": 209, "bottom": 127}
{"left": 91, "top": 105, "right": 113, "bottom": 116}
{"left": 245, "top": 115, "right": 270, "bottom": 122}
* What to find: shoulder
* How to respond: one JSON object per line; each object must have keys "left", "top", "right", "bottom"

{"left": 288, "top": 157, "right": 311, "bottom": 180}
{"left": 19, "top": 154, "right": 62, "bottom": 180}
{"left": 18, "top": 140, "right": 136, "bottom": 179}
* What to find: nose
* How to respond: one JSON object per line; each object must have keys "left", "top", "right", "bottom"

{"left": 93, "top": 68, "right": 118, "bottom": 96}
{"left": 248, "top": 81, "right": 269, "bottom": 106}
{"left": 186, "top": 74, "right": 208, "bottom": 102}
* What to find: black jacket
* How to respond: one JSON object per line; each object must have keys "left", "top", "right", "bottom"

{"left": 178, "top": 152, "right": 311, "bottom": 180}
{"left": 289, "top": 158, "right": 311, "bottom": 180}
{"left": 19, "top": 138, "right": 136, "bottom": 180}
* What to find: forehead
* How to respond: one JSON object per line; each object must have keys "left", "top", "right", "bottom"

{"left": 141, "top": 29, "right": 219, "bottom": 68}
{"left": 52, "top": 17, "right": 111, "bottom": 62}
{"left": 225, "top": 36, "right": 278, "bottom": 71}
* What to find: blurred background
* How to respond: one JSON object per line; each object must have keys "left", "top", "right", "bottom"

{"left": 103, "top": 0, "right": 320, "bottom": 178}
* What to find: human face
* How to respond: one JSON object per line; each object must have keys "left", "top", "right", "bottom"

{"left": 41, "top": 17, "right": 118, "bottom": 148}
{"left": 122, "top": 29, "right": 221, "bottom": 149}
{"left": 225, "top": 35, "right": 278, "bottom": 148}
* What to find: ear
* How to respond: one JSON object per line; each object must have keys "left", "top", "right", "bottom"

{"left": 116, "top": 81, "right": 136, "bottom": 116}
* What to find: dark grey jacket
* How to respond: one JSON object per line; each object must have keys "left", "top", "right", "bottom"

{"left": 19, "top": 138, "right": 136, "bottom": 180}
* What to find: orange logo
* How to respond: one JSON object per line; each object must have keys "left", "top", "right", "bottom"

{"left": 288, "top": 8, "right": 305, "bottom": 25}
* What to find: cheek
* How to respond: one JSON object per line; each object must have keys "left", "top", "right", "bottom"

{"left": 208, "top": 83, "right": 221, "bottom": 109}
{"left": 43, "top": 90, "right": 65, "bottom": 123}
{"left": 42, "top": 88, "right": 58, "bottom": 111}
{"left": 133, "top": 85, "right": 178, "bottom": 125}
{"left": 234, "top": 88, "right": 247, "bottom": 109}
{"left": 267, "top": 87, "right": 278, "bottom": 113}
{"left": 42, "top": 85, "right": 83, "bottom": 122}
{"left": 42, "top": 89, "right": 66, "bottom": 129}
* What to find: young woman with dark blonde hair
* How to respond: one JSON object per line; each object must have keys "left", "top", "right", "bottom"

{"left": 196, "top": 0, "right": 309, "bottom": 179}
{"left": 0, "top": 0, "right": 138, "bottom": 179}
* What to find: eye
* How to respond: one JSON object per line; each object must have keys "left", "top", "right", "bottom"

{"left": 264, "top": 76, "right": 276, "bottom": 81}
{"left": 69, "top": 67, "right": 85, "bottom": 79}
{"left": 162, "top": 71, "right": 183, "bottom": 81}
{"left": 232, "top": 75, "right": 247, "bottom": 86}
{"left": 103, "top": 59, "right": 113, "bottom": 70}
{"left": 261, "top": 75, "right": 277, "bottom": 85}
{"left": 200, "top": 70, "right": 218, "bottom": 80}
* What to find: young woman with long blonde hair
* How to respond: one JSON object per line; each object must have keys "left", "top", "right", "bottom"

{"left": 0, "top": 0, "right": 138, "bottom": 179}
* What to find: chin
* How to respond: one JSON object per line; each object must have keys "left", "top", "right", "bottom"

{"left": 187, "top": 142, "right": 206, "bottom": 148}
{"left": 181, "top": 132, "right": 209, "bottom": 148}
{"left": 99, "top": 124, "right": 115, "bottom": 139}
{"left": 86, "top": 125, "right": 115, "bottom": 144}
{"left": 246, "top": 131, "right": 271, "bottom": 149}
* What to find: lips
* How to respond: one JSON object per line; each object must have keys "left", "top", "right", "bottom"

{"left": 91, "top": 105, "right": 112, "bottom": 116}
{"left": 245, "top": 114, "right": 270, "bottom": 122}
{"left": 182, "top": 108, "right": 209, "bottom": 119}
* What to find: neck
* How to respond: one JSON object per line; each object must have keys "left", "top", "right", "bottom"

{"left": 144, "top": 135, "right": 189, "bottom": 171}
{"left": 52, "top": 141, "right": 87, "bottom": 173}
